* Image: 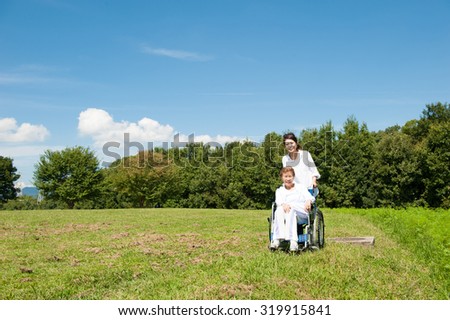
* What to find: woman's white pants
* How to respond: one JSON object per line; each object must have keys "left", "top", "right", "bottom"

{"left": 273, "top": 207, "right": 299, "bottom": 242}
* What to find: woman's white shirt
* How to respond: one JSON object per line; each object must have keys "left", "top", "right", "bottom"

{"left": 282, "top": 151, "right": 320, "bottom": 189}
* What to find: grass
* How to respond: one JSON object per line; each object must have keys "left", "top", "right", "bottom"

{"left": 333, "top": 207, "right": 450, "bottom": 298}
{"left": 0, "top": 208, "right": 448, "bottom": 300}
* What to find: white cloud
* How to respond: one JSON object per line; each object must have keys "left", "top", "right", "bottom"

{"left": 0, "top": 118, "right": 50, "bottom": 142}
{"left": 78, "top": 108, "right": 245, "bottom": 150}
{"left": 141, "top": 45, "right": 213, "bottom": 61}
{"left": 78, "top": 108, "right": 175, "bottom": 147}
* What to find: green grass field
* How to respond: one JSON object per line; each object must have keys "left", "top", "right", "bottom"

{"left": 1, "top": 208, "right": 448, "bottom": 299}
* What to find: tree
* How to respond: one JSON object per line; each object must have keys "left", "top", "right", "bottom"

{"left": 0, "top": 156, "right": 20, "bottom": 203}
{"left": 103, "top": 150, "right": 179, "bottom": 208}
{"left": 227, "top": 141, "right": 280, "bottom": 209}
{"left": 299, "top": 121, "right": 338, "bottom": 207}
{"left": 261, "top": 131, "right": 284, "bottom": 168}
{"left": 33, "top": 146, "right": 103, "bottom": 209}
{"left": 325, "top": 117, "right": 376, "bottom": 208}
{"left": 401, "top": 102, "right": 450, "bottom": 208}
{"left": 422, "top": 120, "right": 450, "bottom": 208}
{"left": 406, "top": 102, "right": 450, "bottom": 142}
{"left": 371, "top": 128, "right": 422, "bottom": 207}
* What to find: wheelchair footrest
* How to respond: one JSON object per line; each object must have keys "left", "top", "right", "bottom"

{"left": 298, "top": 234, "right": 309, "bottom": 243}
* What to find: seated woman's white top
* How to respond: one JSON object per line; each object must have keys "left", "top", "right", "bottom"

{"left": 275, "top": 183, "right": 315, "bottom": 217}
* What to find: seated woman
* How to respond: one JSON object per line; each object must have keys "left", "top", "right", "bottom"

{"left": 270, "top": 166, "right": 315, "bottom": 251}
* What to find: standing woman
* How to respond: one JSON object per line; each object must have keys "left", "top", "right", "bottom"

{"left": 282, "top": 132, "right": 320, "bottom": 194}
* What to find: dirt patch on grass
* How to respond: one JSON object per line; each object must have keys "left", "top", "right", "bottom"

{"left": 175, "top": 233, "right": 205, "bottom": 252}
{"left": 85, "top": 247, "right": 103, "bottom": 254}
{"left": 141, "top": 247, "right": 176, "bottom": 257}
{"left": 111, "top": 232, "right": 130, "bottom": 239}
{"left": 217, "top": 236, "right": 241, "bottom": 247}
{"left": 176, "top": 233, "right": 201, "bottom": 243}
{"left": 202, "top": 283, "right": 256, "bottom": 299}
{"left": 19, "top": 267, "right": 33, "bottom": 274}
{"left": 46, "top": 255, "right": 63, "bottom": 262}
{"left": 70, "top": 258, "right": 81, "bottom": 267}
{"left": 105, "top": 252, "right": 122, "bottom": 260}
{"left": 136, "top": 233, "right": 167, "bottom": 243}
{"left": 23, "top": 223, "right": 112, "bottom": 238}
{"left": 57, "top": 223, "right": 111, "bottom": 234}
{"left": 0, "top": 225, "right": 29, "bottom": 239}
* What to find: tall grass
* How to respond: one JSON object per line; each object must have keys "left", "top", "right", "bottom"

{"left": 330, "top": 207, "right": 450, "bottom": 298}
{"left": 0, "top": 208, "right": 448, "bottom": 299}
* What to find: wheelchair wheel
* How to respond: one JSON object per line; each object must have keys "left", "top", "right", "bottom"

{"left": 268, "top": 202, "right": 277, "bottom": 248}
{"left": 268, "top": 216, "right": 273, "bottom": 243}
{"left": 312, "top": 209, "right": 325, "bottom": 248}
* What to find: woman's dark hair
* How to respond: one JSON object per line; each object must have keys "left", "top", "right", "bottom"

{"left": 283, "top": 132, "right": 302, "bottom": 150}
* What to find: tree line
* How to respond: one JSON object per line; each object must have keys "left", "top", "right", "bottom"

{"left": 1, "top": 103, "right": 449, "bottom": 210}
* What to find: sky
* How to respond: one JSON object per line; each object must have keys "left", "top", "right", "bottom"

{"left": 0, "top": 0, "right": 449, "bottom": 186}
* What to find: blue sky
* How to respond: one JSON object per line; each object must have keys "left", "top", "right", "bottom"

{"left": 1, "top": 0, "right": 449, "bottom": 186}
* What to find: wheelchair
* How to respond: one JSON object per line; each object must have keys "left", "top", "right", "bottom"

{"left": 268, "top": 195, "right": 325, "bottom": 252}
